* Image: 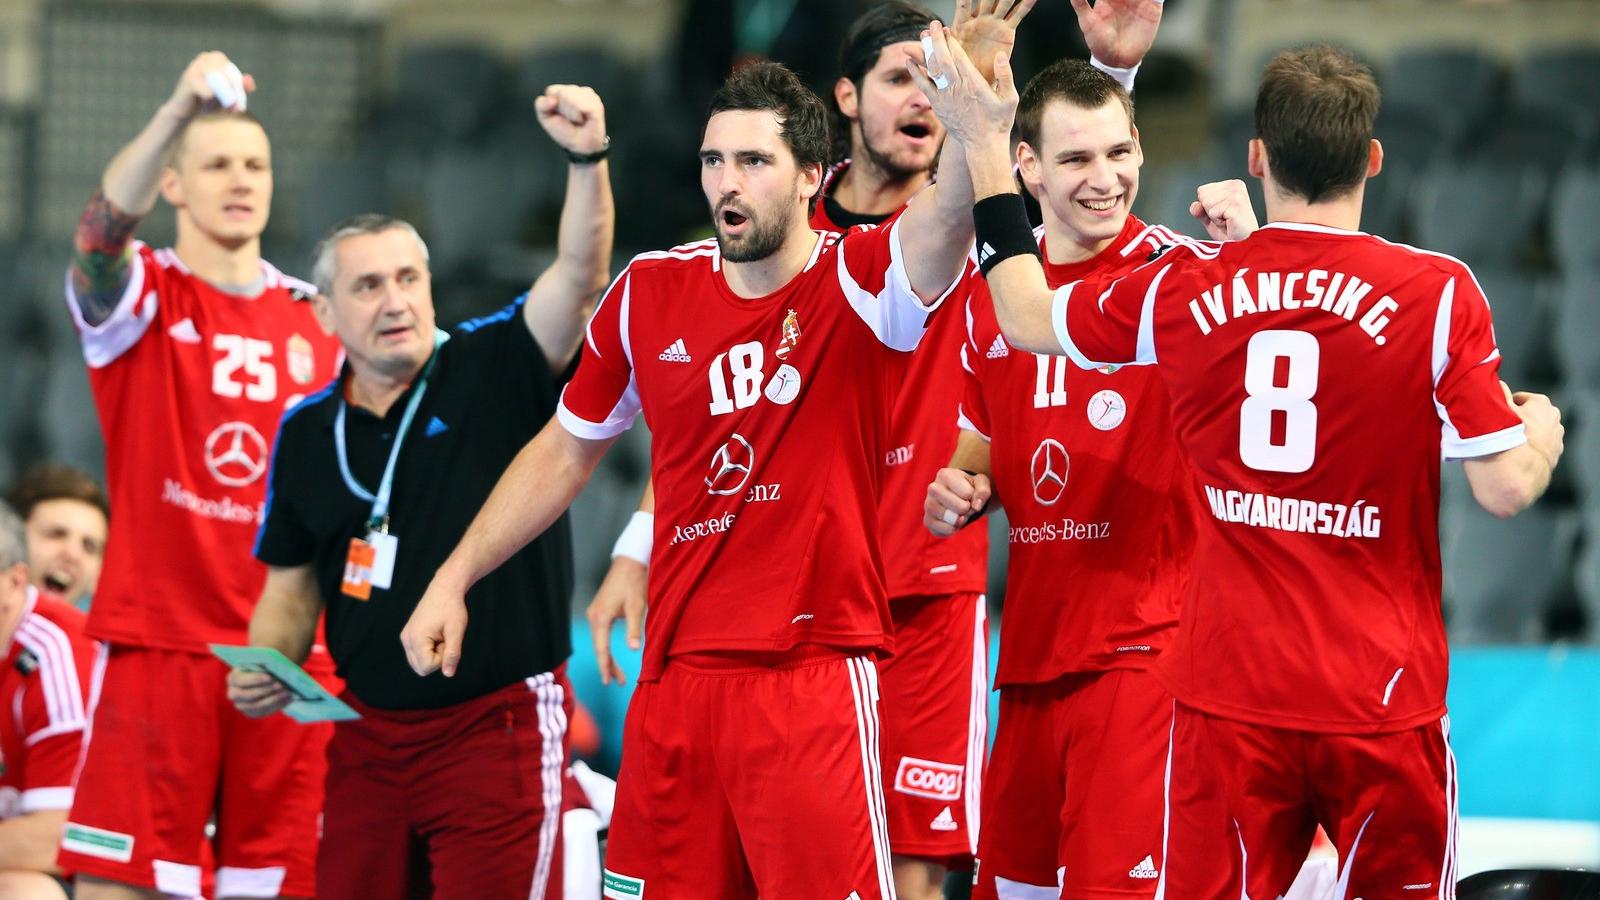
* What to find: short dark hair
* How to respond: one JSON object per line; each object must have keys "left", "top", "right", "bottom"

{"left": 709, "top": 61, "right": 832, "bottom": 202}
{"left": 1254, "top": 46, "right": 1379, "bottom": 204}
{"left": 5, "top": 463, "right": 109, "bottom": 523}
{"left": 1016, "top": 59, "right": 1136, "bottom": 152}
{"left": 834, "top": 1, "right": 937, "bottom": 159}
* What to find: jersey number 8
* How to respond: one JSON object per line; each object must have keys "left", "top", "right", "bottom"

{"left": 1239, "top": 329, "right": 1319, "bottom": 473}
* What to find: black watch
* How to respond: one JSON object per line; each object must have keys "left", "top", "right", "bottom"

{"left": 565, "top": 136, "right": 610, "bottom": 165}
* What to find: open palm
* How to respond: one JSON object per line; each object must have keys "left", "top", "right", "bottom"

{"left": 1070, "top": 0, "right": 1163, "bottom": 70}
{"left": 951, "top": 0, "right": 1038, "bottom": 83}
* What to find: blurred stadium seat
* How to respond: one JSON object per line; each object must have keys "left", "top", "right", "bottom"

{"left": 392, "top": 43, "right": 504, "bottom": 148}
{"left": 1468, "top": 105, "right": 1597, "bottom": 171}
{"left": 1551, "top": 269, "right": 1600, "bottom": 388}
{"left": 1444, "top": 504, "right": 1577, "bottom": 644}
{"left": 1473, "top": 268, "right": 1552, "bottom": 389}
{"left": 1384, "top": 47, "right": 1503, "bottom": 146}
{"left": 1551, "top": 167, "right": 1600, "bottom": 271}
{"left": 1512, "top": 46, "right": 1600, "bottom": 129}
{"left": 1412, "top": 164, "right": 1546, "bottom": 268}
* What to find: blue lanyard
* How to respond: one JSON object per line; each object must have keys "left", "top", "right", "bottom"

{"left": 335, "top": 329, "right": 449, "bottom": 529}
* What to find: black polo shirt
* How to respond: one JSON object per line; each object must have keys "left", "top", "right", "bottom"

{"left": 256, "top": 295, "right": 573, "bottom": 710}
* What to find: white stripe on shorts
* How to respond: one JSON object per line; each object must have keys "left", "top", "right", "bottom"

{"left": 527, "top": 672, "right": 569, "bottom": 899}
{"left": 847, "top": 656, "right": 896, "bottom": 900}
{"left": 965, "top": 596, "right": 989, "bottom": 855}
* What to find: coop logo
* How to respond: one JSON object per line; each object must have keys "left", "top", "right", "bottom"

{"left": 204, "top": 421, "right": 268, "bottom": 488}
{"left": 1030, "top": 438, "right": 1069, "bottom": 506}
{"left": 705, "top": 433, "right": 755, "bottom": 496}
{"left": 894, "top": 757, "right": 963, "bottom": 801}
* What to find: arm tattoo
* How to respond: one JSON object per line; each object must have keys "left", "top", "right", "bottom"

{"left": 70, "top": 189, "right": 144, "bottom": 327}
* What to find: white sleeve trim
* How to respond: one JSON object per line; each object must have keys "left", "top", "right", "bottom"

{"left": 20, "top": 786, "right": 74, "bottom": 813}
{"left": 556, "top": 382, "right": 639, "bottom": 441}
{"left": 23, "top": 720, "right": 85, "bottom": 747}
{"left": 64, "top": 244, "right": 157, "bottom": 369}
{"left": 956, "top": 409, "right": 991, "bottom": 443}
{"left": 838, "top": 217, "right": 960, "bottom": 352}
{"left": 1090, "top": 56, "right": 1140, "bottom": 93}
{"left": 1443, "top": 422, "right": 1526, "bottom": 461}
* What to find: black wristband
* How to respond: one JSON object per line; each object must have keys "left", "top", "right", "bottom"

{"left": 972, "top": 192, "right": 1040, "bottom": 277}
{"left": 565, "top": 136, "right": 610, "bottom": 165}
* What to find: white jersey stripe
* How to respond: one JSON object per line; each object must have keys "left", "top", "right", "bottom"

{"left": 70, "top": 641, "right": 110, "bottom": 788}
{"left": 17, "top": 614, "right": 86, "bottom": 731}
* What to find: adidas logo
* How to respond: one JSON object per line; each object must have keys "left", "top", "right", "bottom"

{"left": 985, "top": 334, "right": 1009, "bottom": 358}
{"left": 659, "top": 338, "right": 691, "bottom": 363}
{"left": 167, "top": 317, "right": 201, "bottom": 344}
{"left": 977, "top": 242, "right": 996, "bottom": 266}
{"left": 1128, "top": 855, "right": 1159, "bottom": 879}
{"left": 929, "top": 807, "right": 958, "bottom": 832}
{"left": 425, "top": 416, "right": 448, "bottom": 438}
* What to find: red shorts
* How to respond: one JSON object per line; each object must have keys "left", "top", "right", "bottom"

{"left": 973, "top": 668, "right": 1187, "bottom": 900}
{"left": 318, "top": 669, "right": 572, "bottom": 900}
{"left": 603, "top": 651, "right": 895, "bottom": 900}
{"left": 60, "top": 644, "right": 331, "bottom": 897}
{"left": 878, "top": 592, "right": 988, "bottom": 864}
{"left": 1163, "top": 703, "right": 1459, "bottom": 899}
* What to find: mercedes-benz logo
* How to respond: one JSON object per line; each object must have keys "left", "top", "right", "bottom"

{"left": 705, "top": 433, "right": 755, "bottom": 496}
{"left": 1030, "top": 438, "right": 1069, "bottom": 506}
{"left": 204, "top": 421, "right": 268, "bottom": 488}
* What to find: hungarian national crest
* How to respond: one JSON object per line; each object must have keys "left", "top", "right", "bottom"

{"left": 776, "top": 308, "right": 802, "bottom": 360}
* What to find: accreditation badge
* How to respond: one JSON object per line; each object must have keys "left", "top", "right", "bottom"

{"left": 366, "top": 530, "right": 399, "bottom": 590}
{"left": 342, "top": 538, "right": 376, "bottom": 600}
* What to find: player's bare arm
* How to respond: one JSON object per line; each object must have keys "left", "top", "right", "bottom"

{"left": 70, "top": 52, "right": 254, "bottom": 325}
{"left": 926, "top": 430, "right": 995, "bottom": 537}
{"left": 895, "top": 22, "right": 1000, "bottom": 303}
{"left": 1464, "top": 386, "right": 1565, "bottom": 518}
{"left": 524, "top": 84, "right": 615, "bottom": 370}
{"left": 0, "top": 807, "right": 69, "bottom": 874}
{"left": 589, "top": 481, "right": 652, "bottom": 686}
{"left": 229, "top": 564, "right": 322, "bottom": 718}
{"left": 1071, "top": 0, "right": 1164, "bottom": 70}
{"left": 402, "top": 421, "right": 616, "bottom": 678}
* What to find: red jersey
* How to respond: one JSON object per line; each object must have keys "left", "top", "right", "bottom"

{"left": 963, "top": 216, "right": 1194, "bottom": 687}
{"left": 66, "top": 242, "right": 342, "bottom": 652}
{"left": 811, "top": 160, "right": 988, "bottom": 598}
{"left": 1, "top": 589, "right": 95, "bottom": 819}
{"left": 1054, "top": 222, "right": 1526, "bottom": 732}
{"left": 559, "top": 214, "right": 957, "bottom": 681}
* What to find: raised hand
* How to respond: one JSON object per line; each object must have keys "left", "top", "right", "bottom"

{"left": 906, "top": 20, "right": 1020, "bottom": 151}
{"left": 1070, "top": 0, "right": 1163, "bottom": 70}
{"left": 950, "top": 0, "right": 1039, "bottom": 83}
{"left": 536, "top": 84, "right": 608, "bottom": 156}
{"left": 586, "top": 557, "right": 648, "bottom": 686}
{"left": 925, "top": 467, "right": 993, "bottom": 537}
{"left": 1189, "top": 179, "right": 1259, "bottom": 242}
{"left": 169, "top": 51, "right": 255, "bottom": 117}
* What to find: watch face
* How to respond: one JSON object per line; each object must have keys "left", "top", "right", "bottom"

{"left": 1086, "top": 389, "right": 1127, "bottom": 431}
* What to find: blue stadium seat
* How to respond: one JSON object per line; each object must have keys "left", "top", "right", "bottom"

{"left": 1551, "top": 167, "right": 1600, "bottom": 271}
{"left": 1412, "top": 163, "right": 1547, "bottom": 268}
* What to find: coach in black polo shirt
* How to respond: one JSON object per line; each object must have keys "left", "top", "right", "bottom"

{"left": 226, "top": 86, "right": 613, "bottom": 900}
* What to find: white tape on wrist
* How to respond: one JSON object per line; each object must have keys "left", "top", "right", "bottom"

{"left": 1089, "top": 56, "right": 1141, "bottom": 94}
{"left": 611, "top": 510, "right": 654, "bottom": 565}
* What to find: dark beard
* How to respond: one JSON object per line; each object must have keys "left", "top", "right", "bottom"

{"left": 716, "top": 212, "right": 789, "bottom": 263}
{"left": 857, "top": 125, "right": 935, "bottom": 182}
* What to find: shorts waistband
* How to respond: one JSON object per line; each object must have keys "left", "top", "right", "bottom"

{"left": 666, "top": 645, "right": 855, "bottom": 675}
{"left": 343, "top": 664, "right": 567, "bottom": 723}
